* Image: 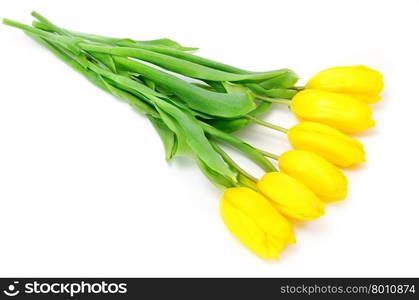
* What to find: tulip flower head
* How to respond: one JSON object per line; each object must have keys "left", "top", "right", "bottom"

{"left": 287, "top": 121, "right": 365, "bottom": 168}
{"left": 306, "top": 65, "right": 384, "bottom": 104}
{"left": 258, "top": 172, "right": 325, "bottom": 220}
{"left": 220, "top": 187, "right": 296, "bottom": 259}
{"left": 278, "top": 150, "right": 348, "bottom": 202}
{"left": 291, "top": 89, "right": 375, "bottom": 133}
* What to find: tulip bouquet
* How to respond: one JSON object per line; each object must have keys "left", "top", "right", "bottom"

{"left": 4, "top": 12, "right": 384, "bottom": 259}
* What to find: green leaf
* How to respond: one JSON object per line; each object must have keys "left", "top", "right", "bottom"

{"left": 99, "top": 76, "right": 158, "bottom": 117}
{"left": 196, "top": 157, "right": 236, "bottom": 189}
{"left": 148, "top": 116, "right": 177, "bottom": 161}
{"left": 246, "top": 83, "right": 297, "bottom": 99}
{"left": 154, "top": 97, "right": 237, "bottom": 179}
{"left": 262, "top": 88, "right": 298, "bottom": 98}
{"left": 90, "top": 52, "right": 117, "bottom": 73}
{"left": 249, "top": 101, "right": 272, "bottom": 116}
{"left": 136, "top": 38, "right": 198, "bottom": 51}
{"left": 81, "top": 43, "right": 292, "bottom": 82}
{"left": 143, "top": 78, "right": 156, "bottom": 90}
{"left": 222, "top": 82, "right": 249, "bottom": 94}
{"left": 204, "top": 80, "right": 226, "bottom": 92}
{"left": 114, "top": 38, "right": 137, "bottom": 46}
{"left": 206, "top": 101, "right": 272, "bottom": 133}
{"left": 207, "top": 118, "right": 249, "bottom": 133}
{"left": 154, "top": 105, "right": 191, "bottom": 157}
{"left": 113, "top": 56, "right": 256, "bottom": 118}
{"left": 259, "top": 70, "right": 299, "bottom": 89}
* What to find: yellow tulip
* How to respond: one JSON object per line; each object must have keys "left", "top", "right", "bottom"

{"left": 220, "top": 187, "right": 295, "bottom": 259}
{"left": 287, "top": 121, "right": 365, "bottom": 167}
{"left": 278, "top": 150, "right": 348, "bottom": 202}
{"left": 291, "top": 89, "right": 375, "bottom": 133}
{"left": 258, "top": 172, "right": 325, "bottom": 220}
{"left": 306, "top": 65, "right": 384, "bottom": 104}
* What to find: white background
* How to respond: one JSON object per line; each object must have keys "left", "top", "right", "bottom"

{"left": 1, "top": 0, "right": 418, "bottom": 277}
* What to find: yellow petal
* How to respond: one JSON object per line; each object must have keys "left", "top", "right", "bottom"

{"left": 291, "top": 89, "right": 375, "bottom": 133}
{"left": 278, "top": 150, "right": 348, "bottom": 202}
{"left": 348, "top": 93, "right": 381, "bottom": 104}
{"left": 220, "top": 187, "right": 295, "bottom": 259}
{"left": 258, "top": 172, "right": 325, "bottom": 220}
{"left": 287, "top": 121, "right": 365, "bottom": 167}
{"left": 306, "top": 65, "right": 384, "bottom": 101}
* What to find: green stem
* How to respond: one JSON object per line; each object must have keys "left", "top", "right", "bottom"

{"left": 31, "top": 11, "right": 71, "bottom": 37}
{"left": 255, "top": 149, "right": 279, "bottom": 160}
{"left": 3, "top": 18, "right": 80, "bottom": 53}
{"left": 26, "top": 33, "right": 160, "bottom": 118}
{"left": 251, "top": 93, "right": 292, "bottom": 105}
{"left": 201, "top": 122, "right": 277, "bottom": 172}
{"left": 244, "top": 115, "right": 288, "bottom": 133}
{"left": 210, "top": 142, "right": 258, "bottom": 184}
